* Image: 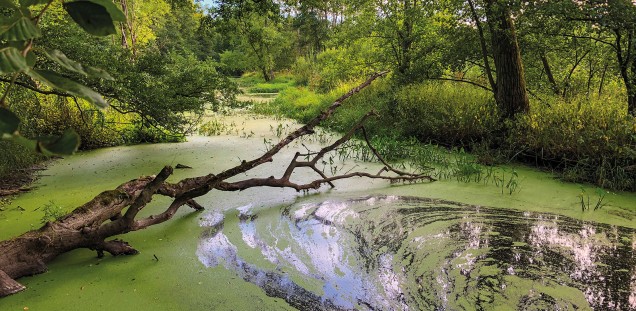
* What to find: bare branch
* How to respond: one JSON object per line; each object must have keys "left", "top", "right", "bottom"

{"left": 0, "top": 71, "right": 440, "bottom": 298}
{"left": 427, "top": 76, "right": 493, "bottom": 92}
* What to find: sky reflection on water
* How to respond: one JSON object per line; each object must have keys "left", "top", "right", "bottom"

{"left": 197, "top": 196, "right": 636, "bottom": 310}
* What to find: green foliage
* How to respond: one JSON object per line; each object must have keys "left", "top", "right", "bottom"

{"left": 0, "top": 47, "right": 28, "bottom": 74}
{"left": 39, "top": 200, "right": 66, "bottom": 224}
{"left": 0, "top": 140, "right": 43, "bottom": 178}
{"left": 578, "top": 187, "right": 608, "bottom": 211}
{"left": 254, "top": 86, "right": 333, "bottom": 123}
{"left": 198, "top": 120, "right": 225, "bottom": 136}
{"left": 121, "top": 120, "right": 184, "bottom": 144}
{"left": 236, "top": 72, "right": 295, "bottom": 93}
{"left": 257, "top": 78, "right": 635, "bottom": 191}
{"left": 394, "top": 83, "right": 499, "bottom": 146}
{"left": 63, "top": 0, "right": 123, "bottom": 36}
{"left": 510, "top": 95, "right": 636, "bottom": 190}
{"left": 0, "top": 0, "right": 126, "bottom": 155}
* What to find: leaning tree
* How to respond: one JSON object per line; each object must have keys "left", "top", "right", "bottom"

{"left": 0, "top": 71, "right": 435, "bottom": 297}
{"left": 0, "top": 0, "right": 434, "bottom": 296}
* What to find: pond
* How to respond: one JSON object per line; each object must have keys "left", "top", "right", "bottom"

{"left": 1, "top": 114, "right": 635, "bottom": 310}
{"left": 200, "top": 196, "right": 636, "bottom": 310}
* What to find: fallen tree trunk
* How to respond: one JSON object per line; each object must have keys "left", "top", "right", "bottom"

{"left": 0, "top": 72, "right": 434, "bottom": 297}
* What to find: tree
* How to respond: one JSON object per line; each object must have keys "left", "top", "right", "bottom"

{"left": 212, "top": 0, "right": 292, "bottom": 81}
{"left": 0, "top": 71, "right": 437, "bottom": 297}
{"left": 576, "top": 0, "right": 636, "bottom": 115}
{"left": 483, "top": 0, "right": 529, "bottom": 118}
{"left": 523, "top": 0, "right": 636, "bottom": 115}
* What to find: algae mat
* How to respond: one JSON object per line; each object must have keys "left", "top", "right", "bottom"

{"left": 0, "top": 115, "right": 635, "bottom": 310}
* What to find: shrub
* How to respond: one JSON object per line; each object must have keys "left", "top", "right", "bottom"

{"left": 254, "top": 86, "right": 334, "bottom": 123}
{"left": 0, "top": 141, "right": 44, "bottom": 179}
{"left": 510, "top": 95, "right": 636, "bottom": 190}
{"left": 393, "top": 83, "right": 499, "bottom": 146}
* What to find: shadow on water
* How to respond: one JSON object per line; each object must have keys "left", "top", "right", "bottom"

{"left": 197, "top": 196, "right": 636, "bottom": 310}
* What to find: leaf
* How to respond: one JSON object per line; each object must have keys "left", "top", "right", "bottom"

{"left": 63, "top": 0, "right": 123, "bottom": 36}
{"left": 10, "top": 134, "right": 36, "bottom": 151}
{"left": 0, "top": 107, "right": 20, "bottom": 136}
{"left": 0, "top": 0, "right": 18, "bottom": 9}
{"left": 45, "top": 50, "right": 114, "bottom": 80}
{"left": 0, "top": 16, "right": 41, "bottom": 41}
{"left": 27, "top": 69, "right": 108, "bottom": 108}
{"left": 25, "top": 49, "right": 36, "bottom": 66}
{"left": 19, "top": 0, "right": 49, "bottom": 6}
{"left": 0, "top": 47, "right": 28, "bottom": 74}
{"left": 37, "top": 129, "right": 80, "bottom": 155}
{"left": 85, "top": 66, "right": 114, "bottom": 80}
{"left": 86, "top": 0, "right": 125, "bottom": 21}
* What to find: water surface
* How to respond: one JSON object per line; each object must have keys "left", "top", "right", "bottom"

{"left": 198, "top": 196, "right": 636, "bottom": 310}
{"left": 0, "top": 114, "right": 635, "bottom": 310}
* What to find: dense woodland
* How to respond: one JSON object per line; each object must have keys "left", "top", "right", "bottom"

{"left": 1, "top": 0, "right": 636, "bottom": 192}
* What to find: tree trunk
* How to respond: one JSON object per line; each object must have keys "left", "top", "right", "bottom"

{"left": 598, "top": 62, "right": 608, "bottom": 97}
{"left": 630, "top": 55, "right": 636, "bottom": 115}
{"left": 485, "top": 0, "right": 529, "bottom": 119}
{"left": 540, "top": 52, "right": 560, "bottom": 95}
{"left": 261, "top": 67, "right": 274, "bottom": 82}
{"left": 0, "top": 72, "right": 434, "bottom": 298}
{"left": 396, "top": 0, "right": 414, "bottom": 80}
{"left": 467, "top": 0, "right": 496, "bottom": 92}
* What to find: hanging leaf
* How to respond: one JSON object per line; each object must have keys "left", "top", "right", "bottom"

{"left": 37, "top": 129, "right": 80, "bottom": 155}
{"left": 10, "top": 134, "right": 37, "bottom": 151}
{"left": 19, "top": 0, "right": 49, "bottom": 7}
{"left": 0, "top": 0, "right": 18, "bottom": 9}
{"left": 64, "top": 1, "right": 121, "bottom": 36}
{"left": 0, "top": 107, "right": 20, "bottom": 136}
{"left": 45, "top": 50, "right": 114, "bottom": 80}
{"left": 0, "top": 16, "right": 41, "bottom": 41}
{"left": 85, "top": 66, "right": 114, "bottom": 80}
{"left": 25, "top": 50, "right": 36, "bottom": 66}
{"left": 27, "top": 69, "right": 108, "bottom": 108}
{"left": 0, "top": 47, "right": 28, "bottom": 74}
{"left": 86, "top": 0, "right": 125, "bottom": 21}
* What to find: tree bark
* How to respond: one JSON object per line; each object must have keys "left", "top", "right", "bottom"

{"left": 0, "top": 71, "right": 434, "bottom": 298}
{"left": 485, "top": 0, "right": 529, "bottom": 119}
{"left": 540, "top": 52, "right": 560, "bottom": 95}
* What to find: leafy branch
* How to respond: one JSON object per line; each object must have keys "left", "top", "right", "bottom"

{"left": 0, "top": 0, "right": 125, "bottom": 155}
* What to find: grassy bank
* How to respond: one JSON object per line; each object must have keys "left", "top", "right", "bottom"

{"left": 252, "top": 77, "right": 636, "bottom": 192}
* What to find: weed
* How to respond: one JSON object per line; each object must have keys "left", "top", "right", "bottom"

{"left": 38, "top": 201, "right": 66, "bottom": 224}
{"left": 578, "top": 187, "right": 609, "bottom": 211}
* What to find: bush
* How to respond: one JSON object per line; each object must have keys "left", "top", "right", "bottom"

{"left": 255, "top": 79, "right": 636, "bottom": 191}
{"left": 393, "top": 83, "right": 499, "bottom": 146}
{"left": 10, "top": 92, "right": 124, "bottom": 150}
{"left": 254, "top": 86, "right": 334, "bottom": 123}
{"left": 0, "top": 141, "right": 44, "bottom": 179}
{"left": 510, "top": 96, "right": 636, "bottom": 190}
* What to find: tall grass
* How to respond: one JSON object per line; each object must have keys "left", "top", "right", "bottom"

{"left": 0, "top": 141, "right": 44, "bottom": 179}
{"left": 255, "top": 79, "right": 636, "bottom": 191}
{"left": 235, "top": 72, "right": 296, "bottom": 94}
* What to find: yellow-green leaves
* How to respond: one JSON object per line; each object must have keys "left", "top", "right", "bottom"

{"left": 19, "top": 0, "right": 50, "bottom": 7}
{"left": 63, "top": 0, "right": 126, "bottom": 36}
